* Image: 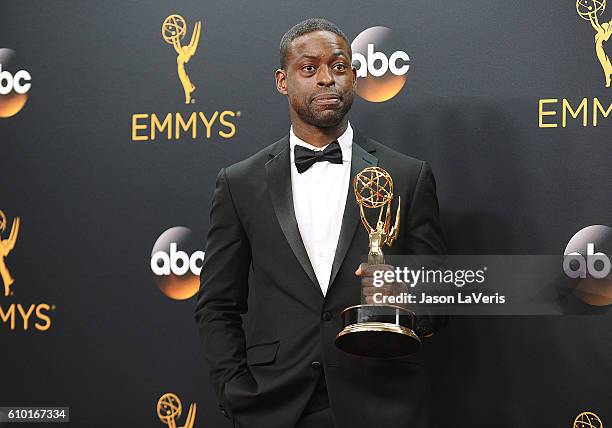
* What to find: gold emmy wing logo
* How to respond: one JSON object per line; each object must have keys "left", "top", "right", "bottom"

{"left": 157, "top": 393, "right": 197, "bottom": 428}
{"left": 162, "top": 14, "right": 202, "bottom": 104}
{"left": 0, "top": 210, "right": 20, "bottom": 297}
{"left": 574, "top": 411, "right": 604, "bottom": 428}
{"left": 577, "top": 0, "right": 612, "bottom": 87}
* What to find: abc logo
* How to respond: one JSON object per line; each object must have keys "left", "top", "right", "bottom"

{"left": 0, "top": 66, "right": 31, "bottom": 95}
{"left": 151, "top": 226, "right": 204, "bottom": 300}
{"left": 0, "top": 48, "right": 31, "bottom": 118}
{"left": 563, "top": 243, "right": 610, "bottom": 279}
{"left": 351, "top": 26, "right": 410, "bottom": 102}
{"left": 353, "top": 44, "right": 409, "bottom": 78}
{"left": 563, "top": 225, "right": 612, "bottom": 306}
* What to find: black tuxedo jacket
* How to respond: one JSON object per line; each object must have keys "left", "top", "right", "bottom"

{"left": 195, "top": 129, "right": 446, "bottom": 428}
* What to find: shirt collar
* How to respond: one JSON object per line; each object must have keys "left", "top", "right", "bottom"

{"left": 289, "top": 121, "right": 353, "bottom": 163}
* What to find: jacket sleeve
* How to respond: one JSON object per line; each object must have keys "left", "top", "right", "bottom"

{"left": 403, "top": 161, "right": 446, "bottom": 256}
{"left": 403, "top": 161, "right": 448, "bottom": 336}
{"left": 194, "top": 167, "right": 251, "bottom": 418}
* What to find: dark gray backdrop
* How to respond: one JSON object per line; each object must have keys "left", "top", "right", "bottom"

{"left": 1, "top": 1, "right": 610, "bottom": 427}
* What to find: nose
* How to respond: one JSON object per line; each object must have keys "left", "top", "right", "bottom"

{"left": 316, "top": 65, "right": 335, "bottom": 87}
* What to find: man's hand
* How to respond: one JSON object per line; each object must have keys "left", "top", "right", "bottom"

{"left": 355, "top": 263, "right": 410, "bottom": 309}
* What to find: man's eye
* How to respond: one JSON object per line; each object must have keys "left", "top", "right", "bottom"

{"left": 303, "top": 65, "right": 315, "bottom": 72}
{"left": 334, "top": 63, "right": 347, "bottom": 71}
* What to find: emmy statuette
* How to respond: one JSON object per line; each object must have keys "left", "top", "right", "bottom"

{"left": 335, "top": 167, "right": 421, "bottom": 358}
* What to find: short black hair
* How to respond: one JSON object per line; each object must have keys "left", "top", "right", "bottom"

{"left": 279, "top": 18, "right": 351, "bottom": 69}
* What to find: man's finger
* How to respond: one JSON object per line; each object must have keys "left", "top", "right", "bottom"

{"left": 362, "top": 286, "right": 378, "bottom": 296}
{"left": 355, "top": 262, "right": 368, "bottom": 276}
{"left": 361, "top": 277, "right": 375, "bottom": 287}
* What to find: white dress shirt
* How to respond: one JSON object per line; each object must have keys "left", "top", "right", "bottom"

{"left": 289, "top": 122, "right": 353, "bottom": 296}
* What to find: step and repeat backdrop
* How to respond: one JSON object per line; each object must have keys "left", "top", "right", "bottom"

{"left": 1, "top": 1, "right": 611, "bottom": 427}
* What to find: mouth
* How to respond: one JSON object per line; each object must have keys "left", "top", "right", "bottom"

{"left": 311, "top": 93, "right": 342, "bottom": 106}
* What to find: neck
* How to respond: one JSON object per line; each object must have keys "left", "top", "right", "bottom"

{"left": 291, "top": 115, "right": 349, "bottom": 148}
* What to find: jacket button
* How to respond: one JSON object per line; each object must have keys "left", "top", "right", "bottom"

{"left": 311, "top": 361, "right": 322, "bottom": 370}
{"left": 322, "top": 311, "right": 332, "bottom": 321}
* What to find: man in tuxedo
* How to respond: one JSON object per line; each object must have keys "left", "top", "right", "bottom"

{"left": 195, "top": 18, "right": 446, "bottom": 428}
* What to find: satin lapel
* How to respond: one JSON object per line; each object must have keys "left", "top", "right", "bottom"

{"left": 327, "top": 134, "right": 378, "bottom": 292}
{"left": 265, "top": 139, "right": 321, "bottom": 295}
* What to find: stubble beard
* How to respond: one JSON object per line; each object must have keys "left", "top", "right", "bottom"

{"left": 292, "top": 92, "right": 354, "bottom": 128}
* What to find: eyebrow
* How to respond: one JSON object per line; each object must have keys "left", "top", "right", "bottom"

{"left": 296, "top": 51, "right": 348, "bottom": 61}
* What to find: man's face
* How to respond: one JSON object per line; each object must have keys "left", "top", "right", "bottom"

{"left": 276, "top": 30, "right": 356, "bottom": 127}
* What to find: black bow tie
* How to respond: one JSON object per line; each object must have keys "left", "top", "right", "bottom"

{"left": 294, "top": 141, "right": 343, "bottom": 173}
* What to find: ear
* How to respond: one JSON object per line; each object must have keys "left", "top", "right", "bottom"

{"left": 351, "top": 65, "right": 357, "bottom": 88}
{"left": 275, "top": 68, "right": 288, "bottom": 95}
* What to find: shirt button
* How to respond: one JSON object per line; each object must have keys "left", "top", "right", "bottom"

{"left": 311, "top": 361, "right": 322, "bottom": 370}
{"left": 322, "top": 311, "right": 332, "bottom": 321}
